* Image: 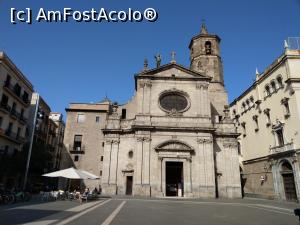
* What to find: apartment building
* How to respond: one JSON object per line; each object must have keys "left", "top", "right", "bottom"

{"left": 0, "top": 52, "right": 34, "bottom": 188}
{"left": 230, "top": 39, "right": 300, "bottom": 201}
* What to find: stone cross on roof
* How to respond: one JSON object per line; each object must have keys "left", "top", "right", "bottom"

{"left": 200, "top": 19, "right": 208, "bottom": 34}
{"left": 171, "top": 51, "right": 176, "bottom": 63}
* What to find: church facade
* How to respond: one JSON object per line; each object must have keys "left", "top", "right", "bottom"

{"left": 62, "top": 24, "right": 242, "bottom": 198}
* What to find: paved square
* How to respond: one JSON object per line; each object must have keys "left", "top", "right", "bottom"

{"left": 0, "top": 197, "right": 299, "bottom": 225}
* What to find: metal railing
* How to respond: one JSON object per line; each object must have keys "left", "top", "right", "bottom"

{"left": 19, "top": 115, "right": 28, "bottom": 123}
{"left": 3, "top": 81, "right": 30, "bottom": 105}
{"left": 10, "top": 108, "right": 21, "bottom": 118}
{"left": 69, "top": 145, "right": 85, "bottom": 154}
{"left": 0, "top": 102, "right": 11, "bottom": 112}
{"left": 4, "top": 129, "right": 26, "bottom": 143}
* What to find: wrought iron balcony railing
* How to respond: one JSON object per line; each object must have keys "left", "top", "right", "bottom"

{"left": 69, "top": 145, "right": 85, "bottom": 154}
{"left": 0, "top": 102, "right": 11, "bottom": 113}
{"left": 3, "top": 81, "right": 30, "bottom": 105}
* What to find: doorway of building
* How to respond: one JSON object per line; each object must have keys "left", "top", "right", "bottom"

{"left": 281, "top": 162, "right": 297, "bottom": 201}
{"left": 166, "top": 162, "right": 183, "bottom": 197}
{"left": 126, "top": 176, "right": 133, "bottom": 195}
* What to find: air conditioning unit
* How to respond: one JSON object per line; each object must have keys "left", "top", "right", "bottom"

{"left": 76, "top": 147, "right": 81, "bottom": 151}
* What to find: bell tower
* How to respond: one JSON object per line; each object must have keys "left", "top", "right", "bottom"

{"left": 189, "top": 23, "right": 224, "bottom": 84}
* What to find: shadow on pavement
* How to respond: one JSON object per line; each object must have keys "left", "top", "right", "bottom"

{"left": 0, "top": 208, "right": 74, "bottom": 225}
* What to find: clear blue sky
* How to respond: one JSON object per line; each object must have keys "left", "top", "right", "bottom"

{"left": 1, "top": 0, "right": 299, "bottom": 119}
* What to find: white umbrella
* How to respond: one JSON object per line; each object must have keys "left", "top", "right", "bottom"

{"left": 42, "top": 167, "right": 99, "bottom": 179}
{"left": 79, "top": 170, "right": 100, "bottom": 179}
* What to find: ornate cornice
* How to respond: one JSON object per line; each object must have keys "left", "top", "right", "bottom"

{"left": 105, "top": 139, "right": 120, "bottom": 144}
{"left": 223, "top": 142, "right": 238, "bottom": 148}
{"left": 136, "top": 137, "right": 151, "bottom": 142}
{"left": 197, "top": 138, "right": 213, "bottom": 144}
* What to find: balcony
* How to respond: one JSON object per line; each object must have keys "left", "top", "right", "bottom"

{"left": 270, "top": 142, "right": 294, "bottom": 154}
{"left": 19, "top": 114, "right": 28, "bottom": 124}
{"left": 10, "top": 108, "right": 20, "bottom": 120}
{"left": 0, "top": 102, "right": 11, "bottom": 114}
{"left": 2, "top": 129, "right": 26, "bottom": 144}
{"left": 69, "top": 145, "right": 85, "bottom": 154}
{"left": 3, "top": 81, "right": 30, "bottom": 106}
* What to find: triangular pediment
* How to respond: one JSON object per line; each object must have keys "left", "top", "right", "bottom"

{"left": 136, "top": 63, "right": 210, "bottom": 80}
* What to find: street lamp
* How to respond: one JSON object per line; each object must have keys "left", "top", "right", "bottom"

{"left": 23, "top": 94, "right": 40, "bottom": 191}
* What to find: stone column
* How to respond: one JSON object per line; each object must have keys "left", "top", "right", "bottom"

{"left": 270, "top": 159, "right": 280, "bottom": 199}
{"left": 102, "top": 140, "right": 112, "bottom": 185}
{"left": 196, "top": 83, "right": 203, "bottom": 116}
{"left": 196, "top": 83, "right": 209, "bottom": 117}
{"left": 197, "top": 137, "right": 215, "bottom": 197}
{"left": 183, "top": 158, "right": 193, "bottom": 197}
{"left": 161, "top": 158, "right": 166, "bottom": 197}
{"left": 291, "top": 155, "right": 300, "bottom": 200}
{"left": 157, "top": 156, "right": 165, "bottom": 197}
{"left": 144, "top": 81, "right": 152, "bottom": 114}
{"left": 142, "top": 137, "right": 151, "bottom": 185}
{"left": 109, "top": 140, "right": 120, "bottom": 185}
{"left": 222, "top": 141, "right": 242, "bottom": 198}
{"left": 197, "top": 138, "right": 207, "bottom": 194}
{"left": 135, "top": 137, "right": 143, "bottom": 186}
{"left": 137, "top": 80, "right": 145, "bottom": 114}
{"left": 204, "top": 138, "right": 216, "bottom": 196}
{"left": 203, "top": 83, "right": 209, "bottom": 117}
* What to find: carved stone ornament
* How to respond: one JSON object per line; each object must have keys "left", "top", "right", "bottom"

{"left": 136, "top": 137, "right": 151, "bottom": 142}
{"left": 292, "top": 154, "right": 298, "bottom": 164}
{"left": 105, "top": 139, "right": 120, "bottom": 144}
{"left": 139, "top": 80, "right": 152, "bottom": 88}
{"left": 223, "top": 141, "right": 239, "bottom": 148}
{"left": 122, "top": 163, "right": 134, "bottom": 173}
{"left": 197, "top": 138, "right": 213, "bottom": 144}
{"left": 155, "top": 140, "right": 194, "bottom": 153}
{"left": 167, "top": 109, "right": 183, "bottom": 117}
{"left": 196, "top": 82, "right": 209, "bottom": 90}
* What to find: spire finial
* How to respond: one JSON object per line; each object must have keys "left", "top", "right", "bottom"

{"left": 143, "top": 58, "right": 148, "bottom": 71}
{"left": 284, "top": 40, "right": 289, "bottom": 50}
{"left": 200, "top": 19, "right": 208, "bottom": 34}
{"left": 255, "top": 68, "right": 260, "bottom": 81}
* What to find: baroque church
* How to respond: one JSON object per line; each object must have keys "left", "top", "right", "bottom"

{"left": 101, "top": 24, "right": 241, "bottom": 198}
{"left": 63, "top": 24, "right": 242, "bottom": 198}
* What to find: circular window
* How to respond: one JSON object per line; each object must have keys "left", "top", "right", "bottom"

{"left": 159, "top": 92, "right": 189, "bottom": 112}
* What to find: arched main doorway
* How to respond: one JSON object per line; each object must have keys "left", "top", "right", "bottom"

{"left": 155, "top": 140, "right": 194, "bottom": 197}
{"left": 281, "top": 161, "right": 297, "bottom": 201}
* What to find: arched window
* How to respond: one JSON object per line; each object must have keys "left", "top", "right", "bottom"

{"left": 277, "top": 75, "right": 283, "bottom": 88}
{"left": 242, "top": 102, "right": 246, "bottom": 111}
{"left": 205, "top": 41, "right": 212, "bottom": 55}
{"left": 265, "top": 85, "right": 271, "bottom": 96}
{"left": 271, "top": 80, "right": 277, "bottom": 92}
{"left": 246, "top": 99, "right": 250, "bottom": 109}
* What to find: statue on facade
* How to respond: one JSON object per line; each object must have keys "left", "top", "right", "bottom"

{"left": 154, "top": 54, "right": 161, "bottom": 68}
